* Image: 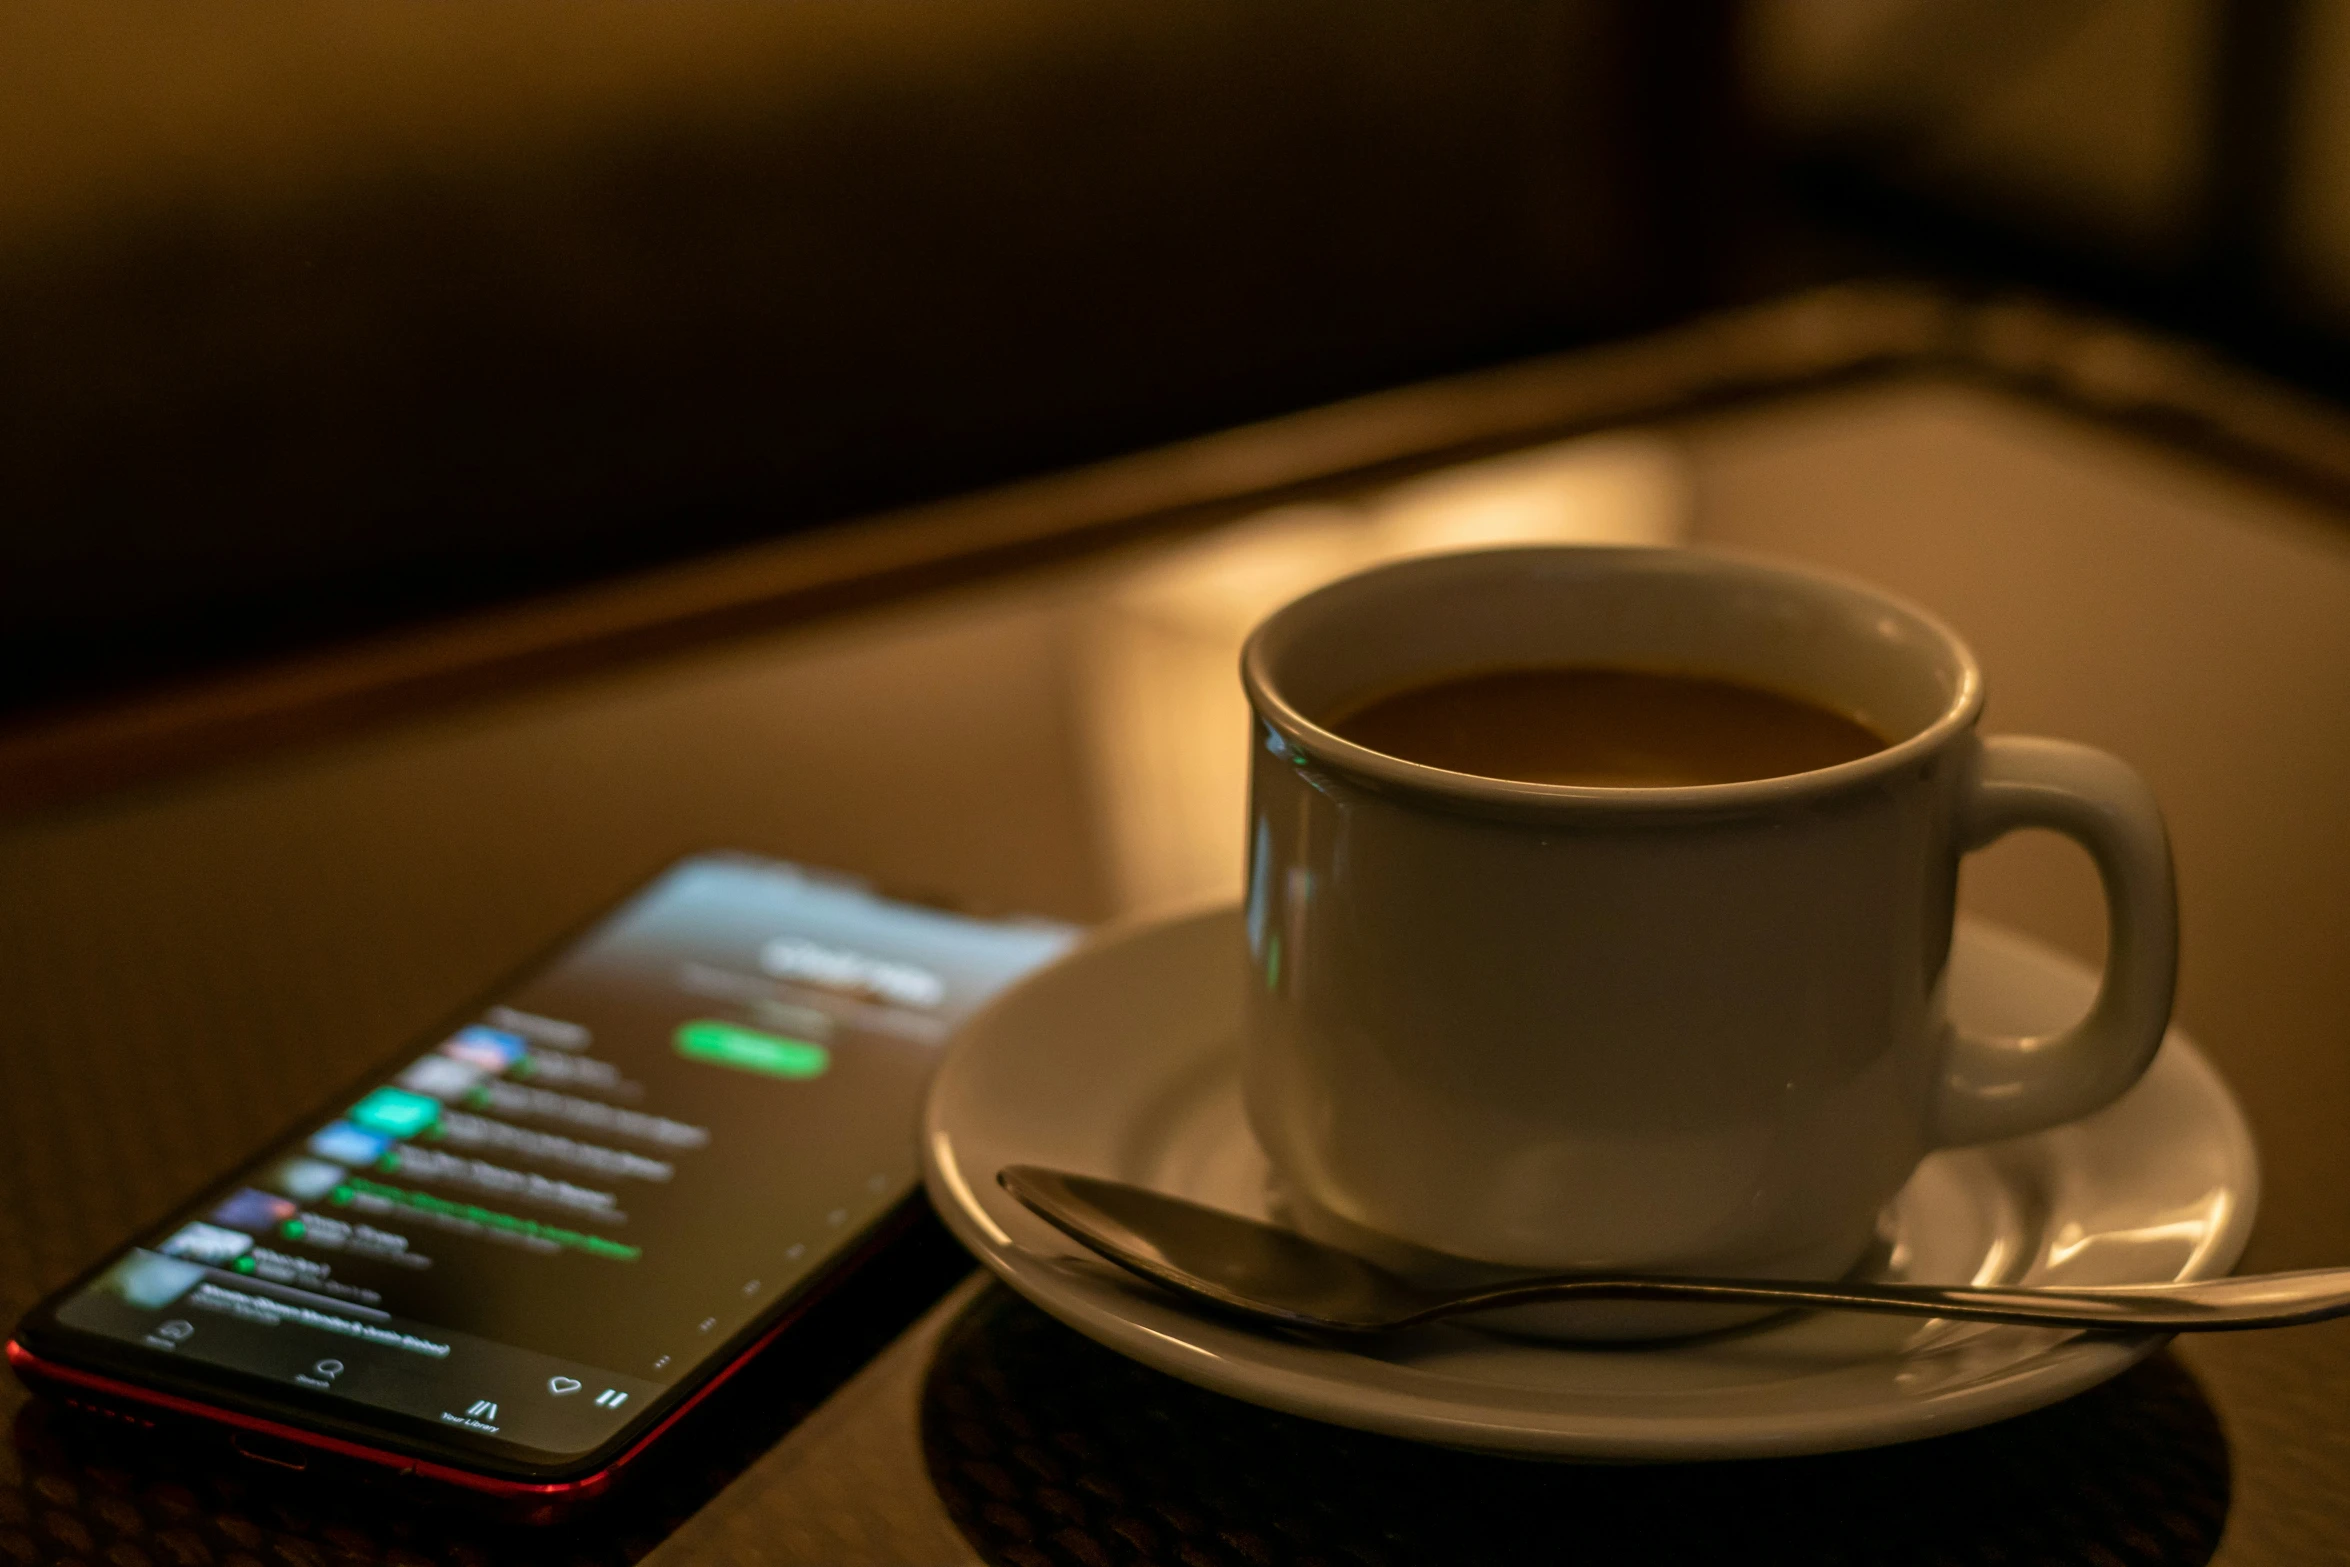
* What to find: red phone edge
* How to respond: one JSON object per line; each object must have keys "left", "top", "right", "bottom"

{"left": 6, "top": 1320, "right": 786, "bottom": 1523}
{"left": 3, "top": 1203, "right": 908, "bottom": 1527}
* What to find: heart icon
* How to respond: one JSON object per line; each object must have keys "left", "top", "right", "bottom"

{"left": 548, "top": 1376, "right": 582, "bottom": 1395}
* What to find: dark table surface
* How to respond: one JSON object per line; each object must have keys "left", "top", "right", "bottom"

{"left": 6, "top": 293, "right": 2350, "bottom": 1565}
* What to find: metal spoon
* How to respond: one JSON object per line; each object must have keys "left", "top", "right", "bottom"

{"left": 998, "top": 1164, "right": 2350, "bottom": 1334}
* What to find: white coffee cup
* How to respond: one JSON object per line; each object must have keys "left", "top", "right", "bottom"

{"left": 1238, "top": 546, "right": 2176, "bottom": 1336}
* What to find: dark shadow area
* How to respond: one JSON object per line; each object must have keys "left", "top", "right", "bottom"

{"left": 1764, "top": 0, "right": 2350, "bottom": 409}
{"left": 14, "top": 0, "right": 2350, "bottom": 741}
{"left": 0, "top": 0, "right": 1744, "bottom": 722}
{"left": 0, "top": 1216, "right": 973, "bottom": 1567}
{"left": 921, "top": 1287, "right": 2230, "bottom": 1567}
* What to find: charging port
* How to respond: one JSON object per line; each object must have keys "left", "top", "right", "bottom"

{"left": 230, "top": 1434, "right": 311, "bottom": 1472}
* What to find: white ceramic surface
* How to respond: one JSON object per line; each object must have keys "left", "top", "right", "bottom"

{"left": 1237, "top": 548, "right": 2180, "bottom": 1314}
{"left": 922, "top": 906, "right": 2258, "bottom": 1460}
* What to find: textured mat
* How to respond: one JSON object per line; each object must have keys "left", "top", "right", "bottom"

{"left": 920, "top": 1287, "right": 2231, "bottom": 1567}
{"left": 0, "top": 1220, "right": 972, "bottom": 1567}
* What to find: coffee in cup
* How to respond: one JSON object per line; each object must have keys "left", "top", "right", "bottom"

{"left": 1326, "top": 665, "right": 1888, "bottom": 788}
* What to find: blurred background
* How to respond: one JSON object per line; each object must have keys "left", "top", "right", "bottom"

{"left": 2, "top": 0, "right": 2343, "bottom": 722}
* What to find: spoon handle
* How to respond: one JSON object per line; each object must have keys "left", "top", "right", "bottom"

{"left": 1432, "top": 1268, "right": 2350, "bottom": 1332}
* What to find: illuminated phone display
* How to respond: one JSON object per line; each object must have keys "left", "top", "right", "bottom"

{"left": 32, "top": 854, "right": 1075, "bottom": 1469}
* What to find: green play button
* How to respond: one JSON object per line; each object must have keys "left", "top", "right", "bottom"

{"left": 673, "top": 1019, "right": 830, "bottom": 1079}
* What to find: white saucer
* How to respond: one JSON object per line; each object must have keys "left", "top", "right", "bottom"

{"left": 922, "top": 906, "right": 2259, "bottom": 1460}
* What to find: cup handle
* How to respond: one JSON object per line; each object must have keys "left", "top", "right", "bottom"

{"left": 1931, "top": 735, "right": 2179, "bottom": 1146}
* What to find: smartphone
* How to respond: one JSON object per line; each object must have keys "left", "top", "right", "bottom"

{"left": 8, "top": 852, "right": 1075, "bottom": 1522}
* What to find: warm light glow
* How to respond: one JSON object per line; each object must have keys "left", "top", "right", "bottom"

{"left": 1077, "top": 432, "right": 1693, "bottom": 914}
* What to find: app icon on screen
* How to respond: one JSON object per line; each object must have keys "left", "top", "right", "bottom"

{"left": 97, "top": 1251, "right": 206, "bottom": 1309}
{"left": 348, "top": 1087, "right": 440, "bottom": 1140}
{"left": 158, "top": 1221, "right": 254, "bottom": 1266}
{"left": 441, "top": 1024, "right": 528, "bottom": 1073}
{"left": 441, "top": 1024, "right": 528, "bottom": 1071}
{"left": 264, "top": 1155, "right": 348, "bottom": 1202}
{"left": 308, "top": 1121, "right": 391, "bottom": 1166}
{"left": 210, "top": 1188, "right": 298, "bottom": 1233}
{"left": 397, "top": 1054, "right": 480, "bottom": 1100}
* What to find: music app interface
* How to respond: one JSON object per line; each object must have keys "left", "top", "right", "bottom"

{"left": 55, "top": 856, "right": 1075, "bottom": 1461}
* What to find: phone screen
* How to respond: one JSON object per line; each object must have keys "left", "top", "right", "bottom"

{"left": 29, "top": 854, "right": 1075, "bottom": 1471}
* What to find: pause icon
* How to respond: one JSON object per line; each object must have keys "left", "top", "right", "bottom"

{"left": 594, "top": 1388, "right": 629, "bottom": 1409}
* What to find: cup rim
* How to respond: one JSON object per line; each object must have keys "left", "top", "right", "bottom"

{"left": 1239, "top": 544, "right": 1986, "bottom": 817}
